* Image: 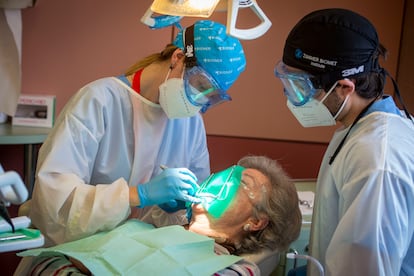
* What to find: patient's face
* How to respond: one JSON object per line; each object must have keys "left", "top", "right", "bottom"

{"left": 188, "top": 168, "right": 268, "bottom": 239}
{"left": 195, "top": 165, "right": 244, "bottom": 218}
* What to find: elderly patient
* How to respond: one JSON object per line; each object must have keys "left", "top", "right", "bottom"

{"left": 16, "top": 155, "right": 302, "bottom": 275}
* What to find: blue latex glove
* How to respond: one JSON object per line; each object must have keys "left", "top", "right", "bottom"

{"left": 159, "top": 200, "right": 186, "bottom": 213}
{"left": 137, "top": 168, "right": 201, "bottom": 208}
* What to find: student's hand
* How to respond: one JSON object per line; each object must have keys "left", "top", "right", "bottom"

{"left": 137, "top": 168, "right": 201, "bottom": 207}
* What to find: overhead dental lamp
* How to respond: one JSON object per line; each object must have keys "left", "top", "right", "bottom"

{"left": 150, "top": 0, "right": 222, "bottom": 17}
{"left": 141, "top": 0, "right": 272, "bottom": 40}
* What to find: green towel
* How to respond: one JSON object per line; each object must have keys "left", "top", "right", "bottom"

{"left": 18, "top": 220, "right": 241, "bottom": 276}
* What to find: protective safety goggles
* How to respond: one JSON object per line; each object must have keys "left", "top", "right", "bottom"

{"left": 184, "top": 65, "right": 230, "bottom": 113}
{"left": 274, "top": 61, "right": 324, "bottom": 106}
{"left": 196, "top": 165, "right": 245, "bottom": 218}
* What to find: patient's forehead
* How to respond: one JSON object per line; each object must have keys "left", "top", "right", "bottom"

{"left": 242, "top": 168, "right": 268, "bottom": 187}
{"left": 240, "top": 168, "right": 269, "bottom": 200}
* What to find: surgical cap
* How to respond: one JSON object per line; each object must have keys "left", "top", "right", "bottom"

{"left": 283, "top": 8, "right": 382, "bottom": 86}
{"left": 173, "top": 20, "right": 246, "bottom": 92}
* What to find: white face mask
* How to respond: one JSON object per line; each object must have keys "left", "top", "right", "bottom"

{"left": 287, "top": 82, "right": 349, "bottom": 128}
{"left": 159, "top": 70, "right": 202, "bottom": 119}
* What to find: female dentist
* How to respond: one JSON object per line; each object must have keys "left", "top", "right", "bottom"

{"left": 27, "top": 20, "right": 246, "bottom": 246}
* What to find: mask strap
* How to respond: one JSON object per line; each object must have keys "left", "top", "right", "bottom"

{"left": 320, "top": 81, "right": 339, "bottom": 103}
{"left": 163, "top": 68, "right": 172, "bottom": 82}
{"left": 329, "top": 99, "right": 376, "bottom": 165}
{"left": 333, "top": 95, "right": 350, "bottom": 120}
{"left": 183, "top": 24, "right": 197, "bottom": 68}
{"left": 320, "top": 81, "right": 348, "bottom": 120}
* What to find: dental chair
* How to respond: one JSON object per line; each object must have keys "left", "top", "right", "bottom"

{"left": 242, "top": 249, "right": 280, "bottom": 276}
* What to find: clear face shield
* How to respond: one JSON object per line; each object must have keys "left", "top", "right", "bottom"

{"left": 195, "top": 165, "right": 245, "bottom": 218}
{"left": 274, "top": 60, "right": 323, "bottom": 106}
{"left": 184, "top": 65, "right": 230, "bottom": 113}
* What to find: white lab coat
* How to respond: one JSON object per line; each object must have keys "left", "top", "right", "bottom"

{"left": 309, "top": 96, "right": 414, "bottom": 276}
{"left": 28, "top": 77, "right": 210, "bottom": 245}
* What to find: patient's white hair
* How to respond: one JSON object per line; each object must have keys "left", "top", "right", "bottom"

{"left": 235, "top": 155, "right": 302, "bottom": 254}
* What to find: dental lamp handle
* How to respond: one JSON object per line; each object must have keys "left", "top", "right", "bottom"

{"left": 227, "top": 0, "right": 272, "bottom": 40}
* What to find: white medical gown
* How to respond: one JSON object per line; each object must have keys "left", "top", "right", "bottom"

{"left": 309, "top": 96, "right": 414, "bottom": 276}
{"left": 28, "top": 77, "right": 210, "bottom": 245}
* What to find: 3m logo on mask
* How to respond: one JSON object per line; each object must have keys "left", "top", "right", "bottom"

{"left": 342, "top": 65, "right": 364, "bottom": 77}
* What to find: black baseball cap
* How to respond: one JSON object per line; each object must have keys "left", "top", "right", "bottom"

{"left": 283, "top": 8, "right": 382, "bottom": 89}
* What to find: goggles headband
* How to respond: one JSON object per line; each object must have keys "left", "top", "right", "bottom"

{"left": 184, "top": 24, "right": 197, "bottom": 68}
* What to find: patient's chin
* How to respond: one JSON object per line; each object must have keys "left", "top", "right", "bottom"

{"left": 192, "top": 203, "right": 206, "bottom": 214}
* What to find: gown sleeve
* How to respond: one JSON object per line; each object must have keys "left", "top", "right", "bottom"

{"left": 29, "top": 82, "right": 131, "bottom": 245}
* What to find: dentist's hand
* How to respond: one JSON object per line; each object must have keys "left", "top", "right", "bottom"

{"left": 137, "top": 168, "right": 201, "bottom": 208}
